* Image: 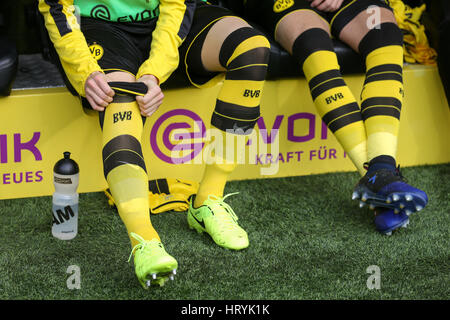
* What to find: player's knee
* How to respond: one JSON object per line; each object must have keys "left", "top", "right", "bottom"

{"left": 292, "top": 28, "right": 335, "bottom": 67}
{"left": 358, "top": 22, "right": 403, "bottom": 58}
{"left": 276, "top": 10, "right": 330, "bottom": 52}
{"left": 105, "top": 71, "right": 136, "bottom": 83}
{"left": 219, "top": 27, "right": 271, "bottom": 72}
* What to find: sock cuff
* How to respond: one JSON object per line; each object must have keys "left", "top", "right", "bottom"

{"left": 292, "top": 28, "right": 335, "bottom": 67}
{"left": 367, "top": 155, "right": 396, "bottom": 172}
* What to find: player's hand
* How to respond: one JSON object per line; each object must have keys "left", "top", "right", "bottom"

{"left": 308, "top": 0, "right": 344, "bottom": 12}
{"left": 84, "top": 71, "right": 115, "bottom": 112}
{"left": 136, "top": 74, "right": 164, "bottom": 117}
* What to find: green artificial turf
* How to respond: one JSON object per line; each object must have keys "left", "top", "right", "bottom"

{"left": 0, "top": 164, "right": 448, "bottom": 300}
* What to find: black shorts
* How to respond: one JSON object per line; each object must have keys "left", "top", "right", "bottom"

{"left": 242, "top": 0, "right": 392, "bottom": 39}
{"left": 80, "top": 16, "right": 157, "bottom": 76}
{"left": 178, "top": 2, "right": 238, "bottom": 87}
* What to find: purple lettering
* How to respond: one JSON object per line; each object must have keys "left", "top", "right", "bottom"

{"left": 265, "top": 153, "right": 274, "bottom": 164}
{"left": 0, "top": 134, "right": 7, "bottom": 163}
{"left": 329, "top": 148, "right": 337, "bottom": 159}
{"left": 14, "top": 132, "right": 42, "bottom": 163}
{"left": 321, "top": 121, "right": 328, "bottom": 140}
{"left": 286, "top": 152, "right": 293, "bottom": 163}
{"left": 13, "top": 172, "right": 23, "bottom": 184}
{"left": 256, "top": 116, "right": 283, "bottom": 144}
{"left": 26, "top": 171, "right": 33, "bottom": 183}
{"left": 3, "top": 173, "right": 10, "bottom": 184}
{"left": 255, "top": 154, "right": 264, "bottom": 165}
{"left": 35, "top": 171, "right": 43, "bottom": 182}
{"left": 288, "top": 113, "right": 315, "bottom": 142}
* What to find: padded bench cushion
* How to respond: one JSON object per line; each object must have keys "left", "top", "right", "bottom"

{"left": 0, "top": 35, "right": 18, "bottom": 96}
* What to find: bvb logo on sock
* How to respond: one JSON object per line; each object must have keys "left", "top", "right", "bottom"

{"left": 89, "top": 42, "right": 104, "bottom": 61}
{"left": 273, "top": 0, "right": 294, "bottom": 13}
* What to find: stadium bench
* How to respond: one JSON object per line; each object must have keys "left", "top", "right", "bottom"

{"left": 0, "top": 1, "right": 449, "bottom": 200}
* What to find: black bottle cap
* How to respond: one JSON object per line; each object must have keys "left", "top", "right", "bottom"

{"left": 54, "top": 152, "right": 79, "bottom": 175}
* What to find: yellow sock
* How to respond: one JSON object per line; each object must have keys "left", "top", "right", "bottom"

{"left": 194, "top": 130, "right": 238, "bottom": 207}
{"left": 194, "top": 28, "right": 270, "bottom": 207}
{"left": 361, "top": 45, "right": 404, "bottom": 161}
{"left": 293, "top": 29, "right": 368, "bottom": 175}
{"left": 102, "top": 99, "right": 159, "bottom": 247}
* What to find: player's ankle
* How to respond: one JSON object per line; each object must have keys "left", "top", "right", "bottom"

{"left": 367, "top": 155, "right": 396, "bottom": 173}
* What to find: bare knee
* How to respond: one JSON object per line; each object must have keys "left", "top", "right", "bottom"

{"left": 201, "top": 16, "right": 252, "bottom": 71}
{"left": 275, "top": 10, "right": 330, "bottom": 54}
{"left": 338, "top": 7, "right": 397, "bottom": 52}
{"left": 105, "top": 71, "right": 136, "bottom": 83}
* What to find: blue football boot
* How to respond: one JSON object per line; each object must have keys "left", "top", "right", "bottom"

{"left": 374, "top": 208, "right": 410, "bottom": 236}
{"left": 352, "top": 157, "right": 428, "bottom": 215}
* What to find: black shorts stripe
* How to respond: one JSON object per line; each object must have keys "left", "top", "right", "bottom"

{"left": 361, "top": 97, "right": 402, "bottom": 111}
{"left": 328, "top": 112, "right": 364, "bottom": 133}
{"left": 311, "top": 78, "right": 347, "bottom": 101}
{"left": 322, "top": 102, "right": 361, "bottom": 126}
{"left": 225, "top": 64, "right": 268, "bottom": 81}
{"left": 361, "top": 106, "right": 401, "bottom": 120}
{"left": 308, "top": 69, "right": 342, "bottom": 91}
{"left": 330, "top": 0, "right": 392, "bottom": 37}
{"left": 219, "top": 27, "right": 266, "bottom": 68}
{"left": 364, "top": 72, "right": 403, "bottom": 85}
{"left": 45, "top": 0, "right": 72, "bottom": 37}
{"left": 177, "top": 0, "right": 196, "bottom": 40}
{"left": 366, "top": 64, "right": 403, "bottom": 77}
{"left": 214, "top": 99, "right": 260, "bottom": 121}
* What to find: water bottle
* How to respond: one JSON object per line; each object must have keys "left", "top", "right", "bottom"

{"left": 52, "top": 151, "right": 79, "bottom": 240}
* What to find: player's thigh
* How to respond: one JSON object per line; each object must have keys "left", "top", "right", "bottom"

{"left": 200, "top": 16, "right": 252, "bottom": 72}
{"left": 179, "top": 3, "right": 254, "bottom": 86}
{"left": 330, "top": 0, "right": 396, "bottom": 52}
{"left": 80, "top": 17, "right": 144, "bottom": 77}
{"left": 240, "top": 0, "right": 330, "bottom": 54}
{"left": 275, "top": 10, "right": 331, "bottom": 55}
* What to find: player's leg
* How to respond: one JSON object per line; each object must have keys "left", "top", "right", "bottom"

{"left": 274, "top": 5, "right": 368, "bottom": 175}
{"left": 99, "top": 72, "right": 177, "bottom": 287}
{"left": 180, "top": 5, "right": 270, "bottom": 250}
{"left": 80, "top": 17, "right": 177, "bottom": 287}
{"left": 331, "top": 0, "right": 428, "bottom": 222}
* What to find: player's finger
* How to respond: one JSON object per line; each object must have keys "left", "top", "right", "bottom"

{"left": 310, "top": 0, "right": 325, "bottom": 8}
{"left": 141, "top": 92, "right": 164, "bottom": 110}
{"left": 86, "top": 93, "right": 105, "bottom": 112}
{"left": 93, "top": 81, "right": 114, "bottom": 103}
{"left": 86, "top": 87, "right": 109, "bottom": 107}
{"left": 316, "top": 0, "right": 332, "bottom": 11}
{"left": 96, "top": 77, "right": 115, "bottom": 99}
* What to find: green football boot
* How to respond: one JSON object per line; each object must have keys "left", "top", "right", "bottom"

{"left": 187, "top": 193, "right": 249, "bottom": 250}
{"left": 128, "top": 233, "right": 178, "bottom": 289}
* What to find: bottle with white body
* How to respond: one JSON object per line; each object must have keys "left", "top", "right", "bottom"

{"left": 52, "top": 151, "right": 79, "bottom": 240}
